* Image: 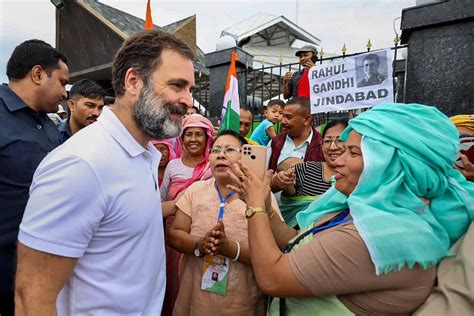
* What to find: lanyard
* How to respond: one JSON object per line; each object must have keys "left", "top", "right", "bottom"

{"left": 215, "top": 182, "right": 236, "bottom": 221}
{"left": 284, "top": 209, "right": 352, "bottom": 253}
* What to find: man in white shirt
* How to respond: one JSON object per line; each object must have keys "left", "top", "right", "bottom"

{"left": 266, "top": 97, "right": 323, "bottom": 172}
{"left": 15, "top": 30, "right": 195, "bottom": 315}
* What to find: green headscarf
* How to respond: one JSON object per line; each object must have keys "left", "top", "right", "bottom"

{"left": 296, "top": 103, "right": 474, "bottom": 274}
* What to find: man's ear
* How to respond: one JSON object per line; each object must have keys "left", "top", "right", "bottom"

{"left": 304, "top": 114, "right": 313, "bottom": 126}
{"left": 123, "top": 68, "right": 143, "bottom": 99}
{"left": 30, "top": 65, "right": 44, "bottom": 85}
{"left": 67, "top": 99, "right": 76, "bottom": 113}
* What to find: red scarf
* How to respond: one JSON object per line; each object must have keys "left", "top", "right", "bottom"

{"left": 297, "top": 68, "right": 310, "bottom": 97}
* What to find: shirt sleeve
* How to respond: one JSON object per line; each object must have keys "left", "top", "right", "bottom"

{"left": 175, "top": 183, "right": 194, "bottom": 218}
{"left": 18, "top": 155, "right": 106, "bottom": 258}
{"left": 287, "top": 222, "right": 431, "bottom": 297}
{"left": 160, "top": 161, "right": 173, "bottom": 201}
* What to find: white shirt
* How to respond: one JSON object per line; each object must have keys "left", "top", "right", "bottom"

{"left": 266, "top": 129, "right": 314, "bottom": 168}
{"left": 19, "top": 107, "right": 166, "bottom": 315}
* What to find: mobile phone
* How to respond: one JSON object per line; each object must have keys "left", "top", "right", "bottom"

{"left": 241, "top": 144, "right": 267, "bottom": 180}
{"left": 455, "top": 136, "right": 474, "bottom": 168}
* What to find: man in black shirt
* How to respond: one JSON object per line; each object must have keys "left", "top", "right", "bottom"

{"left": 58, "top": 79, "right": 106, "bottom": 143}
{"left": 0, "top": 39, "right": 68, "bottom": 316}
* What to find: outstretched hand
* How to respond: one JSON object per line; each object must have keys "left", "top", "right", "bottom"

{"left": 226, "top": 160, "right": 273, "bottom": 207}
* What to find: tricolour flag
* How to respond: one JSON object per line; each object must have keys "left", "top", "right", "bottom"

{"left": 220, "top": 51, "right": 240, "bottom": 133}
{"left": 144, "top": 0, "right": 154, "bottom": 30}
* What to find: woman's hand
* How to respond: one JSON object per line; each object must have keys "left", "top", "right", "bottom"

{"left": 209, "top": 221, "right": 232, "bottom": 257}
{"left": 199, "top": 222, "right": 222, "bottom": 256}
{"left": 227, "top": 160, "right": 273, "bottom": 208}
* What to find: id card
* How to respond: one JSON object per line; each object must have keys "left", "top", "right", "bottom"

{"left": 200, "top": 255, "right": 229, "bottom": 296}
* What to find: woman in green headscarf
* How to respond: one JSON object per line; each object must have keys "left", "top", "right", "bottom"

{"left": 226, "top": 103, "right": 474, "bottom": 315}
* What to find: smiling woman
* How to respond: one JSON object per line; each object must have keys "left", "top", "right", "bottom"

{"left": 272, "top": 119, "right": 348, "bottom": 228}
{"left": 228, "top": 103, "right": 474, "bottom": 315}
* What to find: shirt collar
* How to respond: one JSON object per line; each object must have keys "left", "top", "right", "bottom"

{"left": 98, "top": 106, "right": 154, "bottom": 159}
{"left": 0, "top": 83, "right": 29, "bottom": 112}
{"left": 286, "top": 128, "right": 313, "bottom": 148}
{"left": 58, "top": 118, "right": 73, "bottom": 137}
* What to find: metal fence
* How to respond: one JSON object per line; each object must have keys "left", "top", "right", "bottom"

{"left": 192, "top": 42, "right": 407, "bottom": 130}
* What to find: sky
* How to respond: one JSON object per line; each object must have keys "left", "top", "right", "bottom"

{"left": 0, "top": 0, "right": 416, "bottom": 83}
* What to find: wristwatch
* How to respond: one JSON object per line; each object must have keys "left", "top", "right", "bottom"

{"left": 245, "top": 206, "right": 266, "bottom": 218}
{"left": 194, "top": 239, "right": 204, "bottom": 257}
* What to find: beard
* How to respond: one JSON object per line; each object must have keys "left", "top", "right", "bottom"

{"left": 133, "top": 80, "right": 187, "bottom": 140}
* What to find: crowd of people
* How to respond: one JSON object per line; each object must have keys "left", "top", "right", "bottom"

{"left": 0, "top": 29, "right": 473, "bottom": 316}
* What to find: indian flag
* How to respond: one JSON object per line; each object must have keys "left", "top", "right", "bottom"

{"left": 144, "top": 0, "right": 154, "bottom": 30}
{"left": 220, "top": 51, "right": 240, "bottom": 133}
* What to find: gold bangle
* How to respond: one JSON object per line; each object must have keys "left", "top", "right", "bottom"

{"left": 269, "top": 209, "right": 275, "bottom": 219}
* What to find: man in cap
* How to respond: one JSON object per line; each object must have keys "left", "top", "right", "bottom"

{"left": 283, "top": 44, "right": 318, "bottom": 99}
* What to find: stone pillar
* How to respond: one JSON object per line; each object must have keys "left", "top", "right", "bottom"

{"left": 400, "top": 0, "right": 474, "bottom": 115}
{"left": 204, "top": 47, "right": 253, "bottom": 120}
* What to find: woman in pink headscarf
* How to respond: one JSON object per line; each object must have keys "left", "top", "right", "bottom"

{"left": 160, "top": 114, "right": 214, "bottom": 316}
{"left": 151, "top": 139, "right": 177, "bottom": 187}
{"left": 160, "top": 114, "right": 214, "bottom": 207}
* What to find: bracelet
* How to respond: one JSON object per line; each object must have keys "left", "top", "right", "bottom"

{"left": 269, "top": 208, "right": 275, "bottom": 219}
{"left": 232, "top": 241, "right": 241, "bottom": 262}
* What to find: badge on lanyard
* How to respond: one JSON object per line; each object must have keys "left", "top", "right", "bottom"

{"left": 200, "top": 182, "right": 236, "bottom": 296}
{"left": 201, "top": 255, "right": 230, "bottom": 296}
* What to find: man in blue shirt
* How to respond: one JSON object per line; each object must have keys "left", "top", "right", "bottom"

{"left": 58, "top": 79, "right": 106, "bottom": 143}
{"left": 0, "top": 39, "right": 68, "bottom": 316}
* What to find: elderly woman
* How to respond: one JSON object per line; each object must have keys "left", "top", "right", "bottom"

{"left": 160, "top": 114, "right": 214, "bottom": 315}
{"left": 169, "top": 130, "right": 280, "bottom": 315}
{"left": 160, "top": 114, "right": 214, "bottom": 216}
{"left": 228, "top": 103, "right": 474, "bottom": 315}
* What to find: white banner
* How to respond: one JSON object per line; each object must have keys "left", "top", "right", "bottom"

{"left": 310, "top": 49, "right": 394, "bottom": 114}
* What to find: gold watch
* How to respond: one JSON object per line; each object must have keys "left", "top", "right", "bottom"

{"left": 245, "top": 206, "right": 266, "bottom": 218}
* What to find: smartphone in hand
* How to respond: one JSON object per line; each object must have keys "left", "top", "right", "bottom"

{"left": 241, "top": 145, "right": 267, "bottom": 180}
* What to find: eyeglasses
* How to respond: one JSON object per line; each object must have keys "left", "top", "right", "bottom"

{"left": 210, "top": 147, "right": 242, "bottom": 156}
{"left": 321, "top": 137, "right": 345, "bottom": 149}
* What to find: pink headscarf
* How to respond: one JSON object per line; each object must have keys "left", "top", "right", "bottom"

{"left": 170, "top": 114, "right": 214, "bottom": 198}
{"left": 175, "top": 114, "right": 214, "bottom": 159}
{"left": 151, "top": 139, "right": 177, "bottom": 161}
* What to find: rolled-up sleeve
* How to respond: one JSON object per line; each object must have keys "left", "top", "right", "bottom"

{"left": 19, "top": 155, "right": 106, "bottom": 258}
{"left": 287, "top": 222, "right": 406, "bottom": 296}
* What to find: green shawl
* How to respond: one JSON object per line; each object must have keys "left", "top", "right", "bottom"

{"left": 296, "top": 103, "right": 474, "bottom": 274}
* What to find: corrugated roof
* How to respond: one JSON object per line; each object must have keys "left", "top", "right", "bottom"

{"left": 221, "top": 12, "right": 320, "bottom": 46}
{"left": 80, "top": 0, "right": 192, "bottom": 37}
{"left": 77, "top": 0, "right": 206, "bottom": 73}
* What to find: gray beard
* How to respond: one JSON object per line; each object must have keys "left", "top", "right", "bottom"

{"left": 133, "top": 81, "right": 185, "bottom": 140}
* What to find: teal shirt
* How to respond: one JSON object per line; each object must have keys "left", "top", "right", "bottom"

{"left": 250, "top": 119, "right": 273, "bottom": 145}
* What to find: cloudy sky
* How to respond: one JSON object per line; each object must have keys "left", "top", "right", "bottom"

{"left": 0, "top": 0, "right": 415, "bottom": 83}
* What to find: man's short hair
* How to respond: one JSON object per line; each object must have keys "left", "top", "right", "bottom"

{"left": 70, "top": 79, "right": 107, "bottom": 100}
{"left": 112, "top": 30, "right": 195, "bottom": 97}
{"left": 363, "top": 54, "right": 380, "bottom": 65}
{"left": 240, "top": 105, "right": 253, "bottom": 118}
{"left": 6, "top": 39, "right": 67, "bottom": 80}
{"left": 285, "top": 97, "right": 311, "bottom": 116}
